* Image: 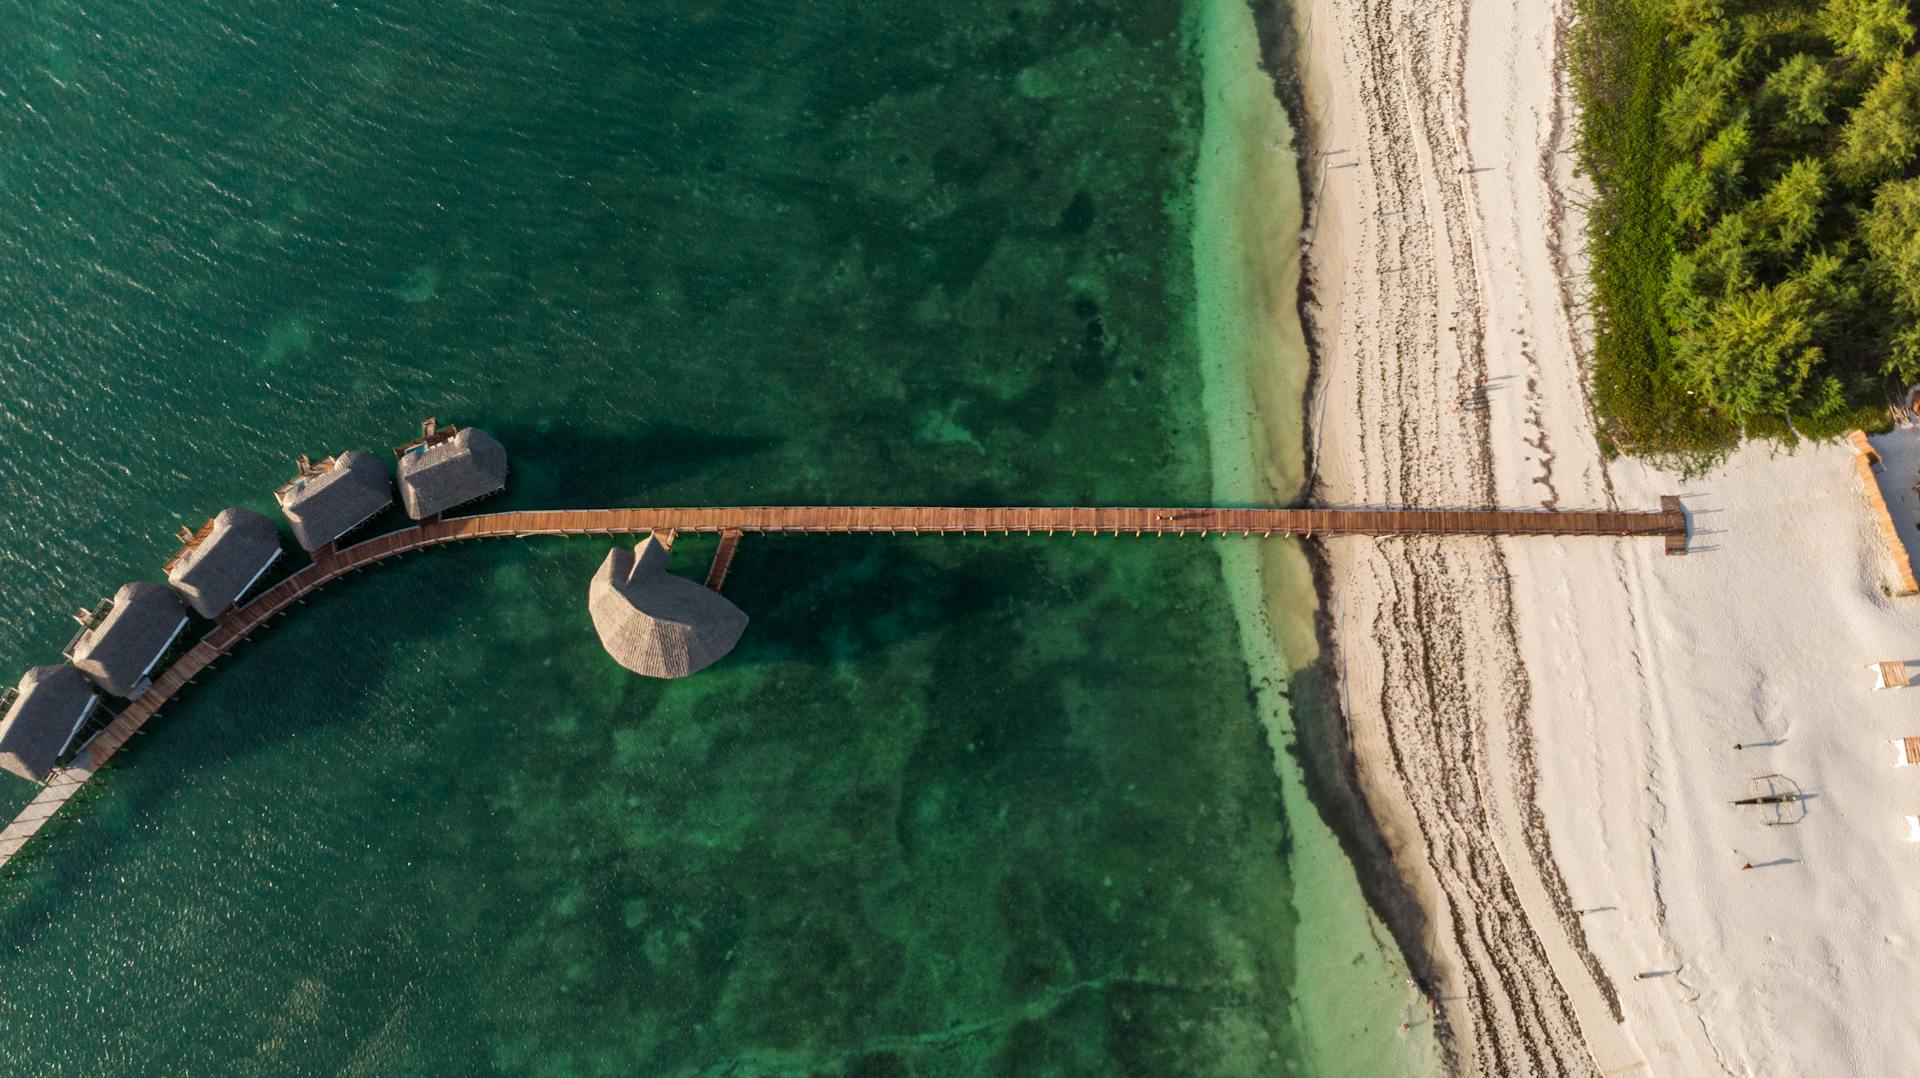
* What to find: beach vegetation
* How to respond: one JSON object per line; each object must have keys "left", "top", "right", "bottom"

{"left": 1823, "top": 0, "right": 1915, "bottom": 68}
{"left": 1835, "top": 55, "right": 1920, "bottom": 183}
{"left": 1764, "top": 54, "right": 1835, "bottom": 130}
{"left": 1573, "top": 0, "right": 1920, "bottom": 452}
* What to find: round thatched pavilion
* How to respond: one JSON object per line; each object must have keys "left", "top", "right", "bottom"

{"left": 588, "top": 537, "right": 747, "bottom": 678}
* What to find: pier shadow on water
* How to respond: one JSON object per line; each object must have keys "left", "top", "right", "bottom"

{"left": 486, "top": 421, "right": 782, "bottom": 511}
{"left": 0, "top": 540, "right": 499, "bottom": 901}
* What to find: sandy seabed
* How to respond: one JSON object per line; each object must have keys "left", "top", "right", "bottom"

{"left": 1287, "top": 0, "right": 1920, "bottom": 1073}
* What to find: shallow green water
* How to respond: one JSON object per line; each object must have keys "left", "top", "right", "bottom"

{"left": 0, "top": 0, "right": 1426, "bottom": 1072}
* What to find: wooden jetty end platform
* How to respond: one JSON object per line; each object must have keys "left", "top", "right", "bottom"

{"left": 0, "top": 499, "right": 1685, "bottom": 870}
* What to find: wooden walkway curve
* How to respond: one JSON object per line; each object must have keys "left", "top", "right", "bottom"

{"left": 0, "top": 500, "right": 1685, "bottom": 870}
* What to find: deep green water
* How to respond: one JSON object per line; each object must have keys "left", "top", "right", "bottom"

{"left": 0, "top": 1, "right": 1426, "bottom": 1073}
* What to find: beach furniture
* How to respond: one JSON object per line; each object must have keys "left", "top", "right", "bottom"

{"left": 1908, "top": 816, "right": 1920, "bottom": 843}
{"left": 1731, "top": 774, "right": 1809, "bottom": 826}
{"left": 1871, "top": 661, "right": 1912, "bottom": 689}
{"left": 1893, "top": 738, "right": 1920, "bottom": 767}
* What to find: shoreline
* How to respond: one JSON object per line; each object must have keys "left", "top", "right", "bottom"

{"left": 1276, "top": 0, "right": 1920, "bottom": 1070}
{"left": 1241, "top": 0, "right": 1464, "bottom": 1048}
{"left": 1189, "top": 0, "right": 1440, "bottom": 1072}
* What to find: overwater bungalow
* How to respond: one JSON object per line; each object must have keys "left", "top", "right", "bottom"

{"left": 64, "top": 582, "right": 189, "bottom": 699}
{"left": 275, "top": 450, "right": 393, "bottom": 552}
{"left": 393, "top": 418, "right": 508, "bottom": 519}
{"left": 164, "top": 508, "right": 284, "bottom": 618}
{"left": 588, "top": 537, "right": 748, "bottom": 678}
{"left": 0, "top": 665, "right": 102, "bottom": 782}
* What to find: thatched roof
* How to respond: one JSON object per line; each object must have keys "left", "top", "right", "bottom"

{"left": 0, "top": 665, "right": 100, "bottom": 782}
{"left": 395, "top": 426, "right": 507, "bottom": 519}
{"left": 276, "top": 450, "right": 393, "bottom": 551}
{"left": 588, "top": 538, "right": 748, "bottom": 678}
{"left": 66, "top": 582, "right": 189, "bottom": 699}
{"left": 166, "top": 508, "right": 283, "bottom": 617}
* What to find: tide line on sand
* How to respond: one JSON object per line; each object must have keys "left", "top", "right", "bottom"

{"left": 1190, "top": 0, "right": 1440, "bottom": 1073}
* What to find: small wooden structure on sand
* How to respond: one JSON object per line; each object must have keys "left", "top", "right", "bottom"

{"left": 1846, "top": 430, "right": 1919, "bottom": 596}
{"left": 1891, "top": 737, "right": 1920, "bottom": 768}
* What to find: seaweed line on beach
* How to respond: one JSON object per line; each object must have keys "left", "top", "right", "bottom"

{"left": 1268, "top": 0, "right": 1658, "bottom": 1067}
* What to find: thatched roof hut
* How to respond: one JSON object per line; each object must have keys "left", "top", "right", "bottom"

{"left": 0, "top": 665, "right": 101, "bottom": 782}
{"left": 64, "top": 582, "right": 188, "bottom": 699}
{"left": 165, "top": 508, "right": 284, "bottom": 618}
{"left": 275, "top": 450, "right": 393, "bottom": 551}
{"left": 394, "top": 421, "right": 507, "bottom": 519}
{"left": 588, "top": 538, "right": 748, "bottom": 678}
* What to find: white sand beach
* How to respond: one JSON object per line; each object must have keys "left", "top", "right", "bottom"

{"left": 1290, "top": 0, "right": 1920, "bottom": 1072}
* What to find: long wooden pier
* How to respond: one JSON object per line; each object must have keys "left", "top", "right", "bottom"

{"left": 0, "top": 500, "right": 1684, "bottom": 870}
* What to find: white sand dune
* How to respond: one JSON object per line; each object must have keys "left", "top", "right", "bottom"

{"left": 1290, "top": 0, "right": 1920, "bottom": 1072}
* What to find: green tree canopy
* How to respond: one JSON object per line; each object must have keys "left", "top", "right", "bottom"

{"left": 1661, "top": 71, "right": 1732, "bottom": 149}
{"left": 1674, "top": 281, "right": 1828, "bottom": 417}
{"left": 1791, "top": 248, "right": 1865, "bottom": 335}
{"left": 1821, "top": 0, "right": 1915, "bottom": 69}
{"left": 1888, "top": 324, "right": 1920, "bottom": 381}
{"left": 1836, "top": 56, "right": 1920, "bottom": 182}
{"left": 1663, "top": 252, "right": 1713, "bottom": 333}
{"left": 1763, "top": 54, "right": 1836, "bottom": 130}
{"left": 1758, "top": 158, "right": 1829, "bottom": 249}
{"left": 1862, "top": 176, "right": 1920, "bottom": 300}
{"left": 1663, "top": 160, "right": 1718, "bottom": 229}
{"left": 1668, "top": 0, "right": 1727, "bottom": 36}
{"left": 1862, "top": 178, "right": 1920, "bottom": 377}
{"left": 1691, "top": 211, "right": 1761, "bottom": 295}
{"left": 1579, "top": 0, "right": 1920, "bottom": 446}
{"left": 1698, "top": 118, "right": 1752, "bottom": 194}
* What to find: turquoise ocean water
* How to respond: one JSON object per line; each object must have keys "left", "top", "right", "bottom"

{"left": 0, "top": 1, "right": 1433, "bottom": 1073}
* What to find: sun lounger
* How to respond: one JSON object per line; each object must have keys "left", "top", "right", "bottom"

{"left": 1909, "top": 816, "right": 1920, "bottom": 843}
{"left": 1872, "top": 661, "right": 1912, "bottom": 689}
